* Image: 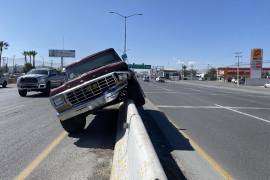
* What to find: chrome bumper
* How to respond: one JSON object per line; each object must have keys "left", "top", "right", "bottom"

{"left": 57, "top": 84, "right": 126, "bottom": 121}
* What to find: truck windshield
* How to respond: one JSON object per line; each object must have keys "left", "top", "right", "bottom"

{"left": 27, "top": 69, "right": 49, "bottom": 75}
{"left": 66, "top": 53, "right": 121, "bottom": 80}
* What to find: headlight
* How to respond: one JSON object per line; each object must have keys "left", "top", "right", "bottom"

{"left": 39, "top": 77, "right": 46, "bottom": 83}
{"left": 117, "top": 73, "right": 128, "bottom": 81}
{"left": 52, "top": 95, "right": 65, "bottom": 107}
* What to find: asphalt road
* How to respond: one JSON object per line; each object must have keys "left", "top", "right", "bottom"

{"left": 140, "top": 79, "right": 270, "bottom": 180}
{"left": 0, "top": 84, "right": 117, "bottom": 180}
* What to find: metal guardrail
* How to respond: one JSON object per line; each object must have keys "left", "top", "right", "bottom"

{"left": 111, "top": 100, "right": 167, "bottom": 180}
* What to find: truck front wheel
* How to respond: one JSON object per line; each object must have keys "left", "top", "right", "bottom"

{"left": 2, "top": 81, "right": 7, "bottom": 88}
{"left": 18, "top": 90, "right": 27, "bottom": 97}
{"left": 44, "top": 82, "right": 51, "bottom": 96}
{"left": 60, "top": 116, "right": 86, "bottom": 134}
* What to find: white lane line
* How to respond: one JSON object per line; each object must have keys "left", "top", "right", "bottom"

{"left": 156, "top": 105, "right": 270, "bottom": 110}
{"left": 157, "top": 105, "right": 221, "bottom": 109}
{"left": 150, "top": 83, "right": 171, "bottom": 91}
{"left": 188, "top": 88, "right": 202, "bottom": 92}
{"left": 0, "top": 104, "right": 25, "bottom": 114}
{"left": 215, "top": 104, "right": 270, "bottom": 124}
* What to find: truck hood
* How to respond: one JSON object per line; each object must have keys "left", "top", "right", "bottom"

{"left": 20, "top": 74, "right": 48, "bottom": 78}
{"left": 50, "top": 61, "right": 127, "bottom": 96}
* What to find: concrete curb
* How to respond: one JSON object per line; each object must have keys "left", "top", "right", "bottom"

{"left": 110, "top": 100, "right": 167, "bottom": 180}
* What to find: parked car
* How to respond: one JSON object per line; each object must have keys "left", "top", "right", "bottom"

{"left": 0, "top": 74, "right": 8, "bottom": 88}
{"left": 231, "top": 78, "right": 236, "bottom": 83}
{"left": 143, "top": 75, "right": 150, "bottom": 82}
{"left": 49, "top": 48, "right": 145, "bottom": 134}
{"left": 264, "top": 82, "right": 270, "bottom": 88}
{"left": 17, "top": 68, "right": 66, "bottom": 97}
{"left": 156, "top": 76, "right": 165, "bottom": 82}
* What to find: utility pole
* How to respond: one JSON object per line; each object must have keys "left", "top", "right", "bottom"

{"left": 51, "top": 60, "right": 53, "bottom": 67}
{"left": 235, "top": 52, "right": 242, "bottom": 87}
{"left": 13, "top": 55, "right": 15, "bottom": 73}
{"left": 191, "top": 64, "right": 194, "bottom": 80}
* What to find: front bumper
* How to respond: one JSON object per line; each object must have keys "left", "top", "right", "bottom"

{"left": 17, "top": 83, "right": 47, "bottom": 91}
{"left": 56, "top": 83, "right": 126, "bottom": 121}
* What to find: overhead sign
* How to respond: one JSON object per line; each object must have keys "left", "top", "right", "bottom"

{"left": 49, "top": 49, "right": 75, "bottom": 57}
{"left": 128, "top": 63, "right": 151, "bottom": 69}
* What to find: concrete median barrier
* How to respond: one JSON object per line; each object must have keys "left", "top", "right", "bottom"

{"left": 111, "top": 100, "right": 167, "bottom": 180}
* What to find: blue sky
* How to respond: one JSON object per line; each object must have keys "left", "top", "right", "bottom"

{"left": 1, "top": 0, "right": 270, "bottom": 69}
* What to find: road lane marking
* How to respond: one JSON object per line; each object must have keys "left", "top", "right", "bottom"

{"left": 0, "top": 105, "right": 25, "bottom": 114}
{"left": 149, "top": 82, "right": 172, "bottom": 91}
{"left": 146, "top": 98, "right": 233, "bottom": 180}
{"left": 15, "top": 131, "right": 68, "bottom": 180}
{"left": 188, "top": 88, "right": 202, "bottom": 92}
{"left": 215, "top": 104, "right": 270, "bottom": 124}
{"left": 156, "top": 105, "right": 270, "bottom": 110}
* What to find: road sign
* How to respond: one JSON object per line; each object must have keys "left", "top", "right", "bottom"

{"left": 121, "top": 53, "right": 128, "bottom": 60}
{"left": 128, "top": 63, "right": 151, "bottom": 69}
{"left": 49, "top": 50, "right": 75, "bottom": 57}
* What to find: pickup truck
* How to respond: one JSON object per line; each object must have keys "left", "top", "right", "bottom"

{"left": 17, "top": 68, "right": 66, "bottom": 96}
{"left": 50, "top": 48, "right": 145, "bottom": 134}
{"left": 0, "top": 74, "right": 8, "bottom": 88}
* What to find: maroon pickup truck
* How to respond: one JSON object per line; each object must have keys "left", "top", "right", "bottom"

{"left": 50, "top": 48, "right": 145, "bottom": 133}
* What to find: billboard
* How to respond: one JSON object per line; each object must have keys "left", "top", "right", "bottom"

{"left": 250, "top": 48, "right": 263, "bottom": 79}
{"left": 49, "top": 50, "right": 75, "bottom": 57}
{"left": 251, "top": 48, "right": 263, "bottom": 60}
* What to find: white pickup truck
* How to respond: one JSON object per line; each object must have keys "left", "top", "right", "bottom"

{"left": 0, "top": 74, "right": 8, "bottom": 88}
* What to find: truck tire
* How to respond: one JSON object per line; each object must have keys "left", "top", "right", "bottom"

{"left": 18, "top": 90, "right": 27, "bottom": 97}
{"left": 44, "top": 82, "right": 51, "bottom": 96}
{"left": 60, "top": 116, "right": 86, "bottom": 134}
{"left": 127, "top": 78, "right": 145, "bottom": 107}
{"left": 2, "top": 81, "right": 7, "bottom": 88}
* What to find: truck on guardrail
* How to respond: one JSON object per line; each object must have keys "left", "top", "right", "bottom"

{"left": 49, "top": 48, "right": 145, "bottom": 134}
{"left": 17, "top": 68, "right": 66, "bottom": 97}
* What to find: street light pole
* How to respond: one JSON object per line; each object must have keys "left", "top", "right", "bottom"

{"left": 235, "top": 52, "right": 242, "bottom": 87}
{"left": 109, "top": 12, "right": 142, "bottom": 55}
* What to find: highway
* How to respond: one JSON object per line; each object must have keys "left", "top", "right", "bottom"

{"left": 0, "top": 85, "right": 117, "bottom": 180}
{"left": 140, "top": 80, "right": 270, "bottom": 180}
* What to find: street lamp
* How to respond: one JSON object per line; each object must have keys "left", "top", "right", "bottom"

{"left": 235, "top": 52, "right": 242, "bottom": 87}
{"left": 109, "top": 12, "right": 143, "bottom": 55}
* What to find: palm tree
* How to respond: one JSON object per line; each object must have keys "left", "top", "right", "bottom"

{"left": 27, "top": 51, "right": 32, "bottom": 65}
{"left": 0, "top": 41, "right": 9, "bottom": 68}
{"left": 22, "top": 51, "right": 28, "bottom": 64}
{"left": 31, "top": 50, "right": 38, "bottom": 68}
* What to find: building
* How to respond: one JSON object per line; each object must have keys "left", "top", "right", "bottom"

{"left": 217, "top": 67, "right": 270, "bottom": 81}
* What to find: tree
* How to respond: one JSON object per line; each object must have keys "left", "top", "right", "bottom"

{"left": 23, "top": 63, "right": 33, "bottom": 73}
{"left": 0, "top": 41, "right": 9, "bottom": 68}
{"left": 22, "top": 51, "right": 28, "bottom": 64}
{"left": 182, "top": 65, "right": 188, "bottom": 78}
{"left": 27, "top": 51, "right": 32, "bottom": 65}
{"left": 31, "top": 50, "right": 38, "bottom": 68}
{"left": 205, "top": 67, "right": 217, "bottom": 80}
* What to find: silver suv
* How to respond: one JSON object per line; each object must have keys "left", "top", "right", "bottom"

{"left": 17, "top": 68, "right": 66, "bottom": 96}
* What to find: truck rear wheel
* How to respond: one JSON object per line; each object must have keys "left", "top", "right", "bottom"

{"left": 60, "top": 116, "right": 86, "bottom": 134}
{"left": 18, "top": 90, "right": 27, "bottom": 97}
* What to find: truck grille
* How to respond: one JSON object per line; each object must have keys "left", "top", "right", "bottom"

{"left": 20, "top": 77, "right": 38, "bottom": 83}
{"left": 66, "top": 75, "right": 117, "bottom": 106}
